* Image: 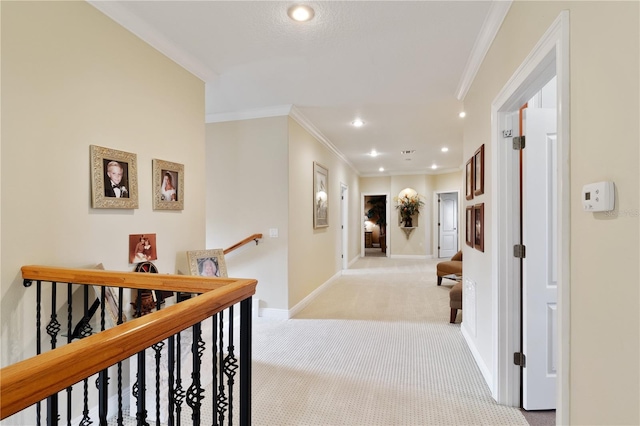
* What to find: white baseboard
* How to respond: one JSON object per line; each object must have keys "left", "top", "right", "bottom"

{"left": 348, "top": 256, "right": 360, "bottom": 268}
{"left": 288, "top": 270, "right": 342, "bottom": 318}
{"left": 389, "top": 254, "right": 429, "bottom": 259}
{"left": 462, "top": 325, "right": 494, "bottom": 394}
{"left": 258, "top": 307, "right": 289, "bottom": 320}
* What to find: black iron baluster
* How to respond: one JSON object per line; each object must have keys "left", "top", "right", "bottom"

{"left": 216, "top": 311, "right": 227, "bottom": 425}
{"left": 134, "top": 349, "right": 149, "bottom": 426}
{"left": 186, "top": 322, "right": 205, "bottom": 425}
{"left": 79, "top": 286, "right": 92, "bottom": 426}
{"left": 36, "top": 281, "right": 42, "bottom": 426}
{"left": 174, "top": 332, "right": 185, "bottom": 426}
{"left": 47, "top": 282, "right": 60, "bottom": 425}
{"left": 66, "top": 284, "right": 73, "bottom": 426}
{"left": 212, "top": 314, "right": 218, "bottom": 426}
{"left": 167, "top": 334, "right": 175, "bottom": 426}
{"left": 117, "top": 287, "right": 124, "bottom": 426}
{"left": 152, "top": 341, "right": 165, "bottom": 425}
{"left": 239, "top": 298, "right": 252, "bottom": 426}
{"left": 224, "top": 306, "right": 238, "bottom": 426}
{"left": 98, "top": 287, "right": 109, "bottom": 425}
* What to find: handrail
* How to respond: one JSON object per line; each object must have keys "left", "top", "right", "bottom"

{"left": 223, "top": 233, "right": 263, "bottom": 255}
{"left": 1, "top": 269, "right": 257, "bottom": 420}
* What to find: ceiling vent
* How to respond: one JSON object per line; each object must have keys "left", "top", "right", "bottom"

{"left": 401, "top": 150, "right": 415, "bottom": 155}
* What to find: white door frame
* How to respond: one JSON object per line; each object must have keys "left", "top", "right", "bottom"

{"left": 341, "top": 183, "right": 349, "bottom": 269}
{"left": 433, "top": 190, "right": 460, "bottom": 258}
{"left": 491, "top": 11, "right": 570, "bottom": 423}
{"left": 361, "top": 192, "right": 390, "bottom": 257}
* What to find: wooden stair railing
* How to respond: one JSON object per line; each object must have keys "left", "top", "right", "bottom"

{"left": 223, "top": 233, "right": 263, "bottom": 255}
{"left": 0, "top": 266, "right": 257, "bottom": 421}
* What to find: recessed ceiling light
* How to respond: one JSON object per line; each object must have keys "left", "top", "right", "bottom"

{"left": 441, "top": 147, "right": 449, "bottom": 152}
{"left": 287, "top": 5, "right": 315, "bottom": 22}
{"left": 431, "top": 164, "right": 438, "bottom": 170}
{"left": 370, "top": 149, "right": 378, "bottom": 157}
{"left": 352, "top": 119, "right": 364, "bottom": 127}
{"left": 459, "top": 112, "right": 466, "bottom": 118}
{"left": 379, "top": 167, "right": 385, "bottom": 172}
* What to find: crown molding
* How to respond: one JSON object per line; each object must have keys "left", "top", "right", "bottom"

{"left": 288, "top": 106, "right": 360, "bottom": 175}
{"left": 455, "top": 0, "right": 513, "bottom": 101}
{"left": 205, "top": 105, "right": 293, "bottom": 123}
{"left": 360, "top": 165, "right": 463, "bottom": 178}
{"left": 88, "top": 1, "right": 218, "bottom": 82}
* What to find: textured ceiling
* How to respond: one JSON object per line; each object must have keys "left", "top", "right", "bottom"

{"left": 90, "top": 1, "right": 501, "bottom": 176}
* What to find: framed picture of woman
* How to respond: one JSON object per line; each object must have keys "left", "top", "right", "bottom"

{"left": 186, "top": 249, "right": 228, "bottom": 278}
{"left": 152, "top": 159, "right": 184, "bottom": 210}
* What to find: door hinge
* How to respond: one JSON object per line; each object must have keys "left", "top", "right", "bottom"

{"left": 514, "top": 244, "right": 526, "bottom": 259}
{"left": 502, "top": 129, "right": 513, "bottom": 138}
{"left": 513, "top": 135, "right": 526, "bottom": 150}
{"left": 514, "top": 352, "right": 526, "bottom": 367}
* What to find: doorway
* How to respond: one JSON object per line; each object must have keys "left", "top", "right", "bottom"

{"left": 437, "top": 191, "right": 459, "bottom": 258}
{"left": 491, "top": 11, "right": 570, "bottom": 423}
{"left": 362, "top": 193, "right": 389, "bottom": 257}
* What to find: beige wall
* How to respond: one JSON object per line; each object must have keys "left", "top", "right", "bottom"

{"left": 1, "top": 2, "right": 205, "bottom": 423}
{"left": 205, "top": 117, "right": 290, "bottom": 310}
{"left": 288, "top": 118, "right": 360, "bottom": 308}
{"left": 464, "top": 1, "right": 639, "bottom": 423}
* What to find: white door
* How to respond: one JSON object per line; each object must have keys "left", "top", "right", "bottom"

{"left": 522, "top": 108, "right": 557, "bottom": 410}
{"left": 439, "top": 192, "right": 458, "bottom": 258}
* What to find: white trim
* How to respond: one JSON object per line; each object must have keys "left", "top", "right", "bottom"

{"left": 258, "top": 308, "right": 289, "bottom": 321}
{"left": 389, "top": 254, "right": 430, "bottom": 260}
{"left": 205, "top": 104, "right": 293, "bottom": 123}
{"left": 348, "top": 256, "right": 360, "bottom": 268}
{"left": 491, "top": 11, "right": 570, "bottom": 423}
{"left": 462, "top": 326, "right": 493, "bottom": 389}
{"left": 87, "top": 1, "right": 218, "bottom": 82}
{"left": 433, "top": 189, "right": 461, "bottom": 259}
{"left": 360, "top": 166, "right": 462, "bottom": 178}
{"left": 456, "top": 1, "right": 513, "bottom": 100}
{"left": 288, "top": 270, "right": 343, "bottom": 318}
{"left": 289, "top": 106, "right": 359, "bottom": 175}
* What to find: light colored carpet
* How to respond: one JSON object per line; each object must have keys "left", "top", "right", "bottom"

{"left": 112, "top": 257, "right": 530, "bottom": 425}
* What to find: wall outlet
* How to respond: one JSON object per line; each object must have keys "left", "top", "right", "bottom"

{"left": 269, "top": 228, "right": 278, "bottom": 238}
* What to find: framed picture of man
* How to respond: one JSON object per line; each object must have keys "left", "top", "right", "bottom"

{"left": 313, "top": 162, "right": 329, "bottom": 228}
{"left": 152, "top": 159, "right": 184, "bottom": 210}
{"left": 90, "top": 145, "right": 138, "bottom": 209}
{"left": 187, "top": 249, "right": 228, "bottom": 278}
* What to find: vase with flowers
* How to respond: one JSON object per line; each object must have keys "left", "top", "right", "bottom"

{"left": 395, "top": 193, "right": 424, "bottom": 227}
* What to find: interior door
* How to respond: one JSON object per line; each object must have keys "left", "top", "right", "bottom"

{"left": 438, "top": 192, "right": 458, "bottom": 258}
{"left": 522, "top": 107, "right": 558, "bottom": 410}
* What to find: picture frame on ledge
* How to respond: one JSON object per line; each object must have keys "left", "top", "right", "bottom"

{"left": 313, "top": 162, "right": 329, "bottom": 228}
{"left": 187, "top": 249, "right": 228, "bottom": 278}
{"left": 152, "top": 159, "right": 184, "bottom": 210}
{"left": 90, "top": 145, "right": 138, "bottom": 209}
{"left": 474, "top": 144, "right": 485, "bottom": 196}
{"left": 465, "top": 157, "right": 474, "bottom": 201}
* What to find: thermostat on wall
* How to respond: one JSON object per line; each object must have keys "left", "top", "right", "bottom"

{"left": 582, "top": 181, "right": 615, "bottom": 212}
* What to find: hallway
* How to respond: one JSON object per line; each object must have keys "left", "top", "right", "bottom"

{"left": 247, "top": 257, "right": 528, "bottom": 425}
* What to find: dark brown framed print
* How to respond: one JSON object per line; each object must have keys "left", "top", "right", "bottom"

{"left": 465, "top": 158, "right": 474, "bottom": 200}
{"left": 466, "top": 206, "right": 474, "bottom": 247}
{"left": 474, "top": 203, "right": 484, "bottom": 252}
{"left": 474, "top": 144, "right": 485, "bottom": 196}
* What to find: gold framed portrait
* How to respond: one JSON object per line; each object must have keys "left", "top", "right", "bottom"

{"left": 90, "top": 145, "right": 138, "bottom": 209}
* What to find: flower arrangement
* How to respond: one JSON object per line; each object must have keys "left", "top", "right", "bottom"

{"left": 394, "top": 194, "right": 424, "bottom": 227}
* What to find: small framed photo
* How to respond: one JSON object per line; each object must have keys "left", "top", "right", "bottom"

{"left": 465, "top": 206, "right": 474, "bottom": 247}
{"left": 465, "top": 157, "right": 474, "bottom": 201}
{"left": 313, "top": 162, "right": 329, "bottom": 228}
{"left": 129, "top": 234, "right": 158, "bottom": 264}
{"left": 152, "top": 159, "right": 184, "bottom": 210}
{"left": 90, "top": 145, "right": 138, "bottom": 209}
{"left": 187, "top": 249, "right": 228, "bottom": 278}
{"left": 474, "top": 144, "right": 485, "bottom": 196}
{"left": 474, "top": 203, "right": 484, "bottom": 252}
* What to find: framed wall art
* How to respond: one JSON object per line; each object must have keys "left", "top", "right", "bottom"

{"left": 152, "top": 159, "right": 184, "bottom": 210}
{"left": 90, "top": 145, "right": 138, "bottom": 209}
{"left": 465, "top": 206, "right": 474, "bottom": 247}
{"left": 129, "top": 234, "right": 158, "bottom": 264}
{"left": 474, "top": 203, "right": 484, "bottom": 252}
{"left": 465, "top": 157, "right": 474, "bottom": 200}
{"left": 313, "top": 162, "right": 329, "bottom": 228}
{"left": 187, "top": 249, "right": 228, "bottom": 278}
{"left": 474, "top": 144, "right": 485, "bottom": 196}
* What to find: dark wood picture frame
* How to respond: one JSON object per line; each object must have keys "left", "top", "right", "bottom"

{"left": 465, "top": 158, "right": 474, "bottom": 200}
{"left": 474, "top": 144, "right": 485, "bottom": 196}
{"left": 465, "top": 206, "right": 474, "bottom": 247}
{"left": 474, "top": 203, "right": 484, "bottom": 252}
